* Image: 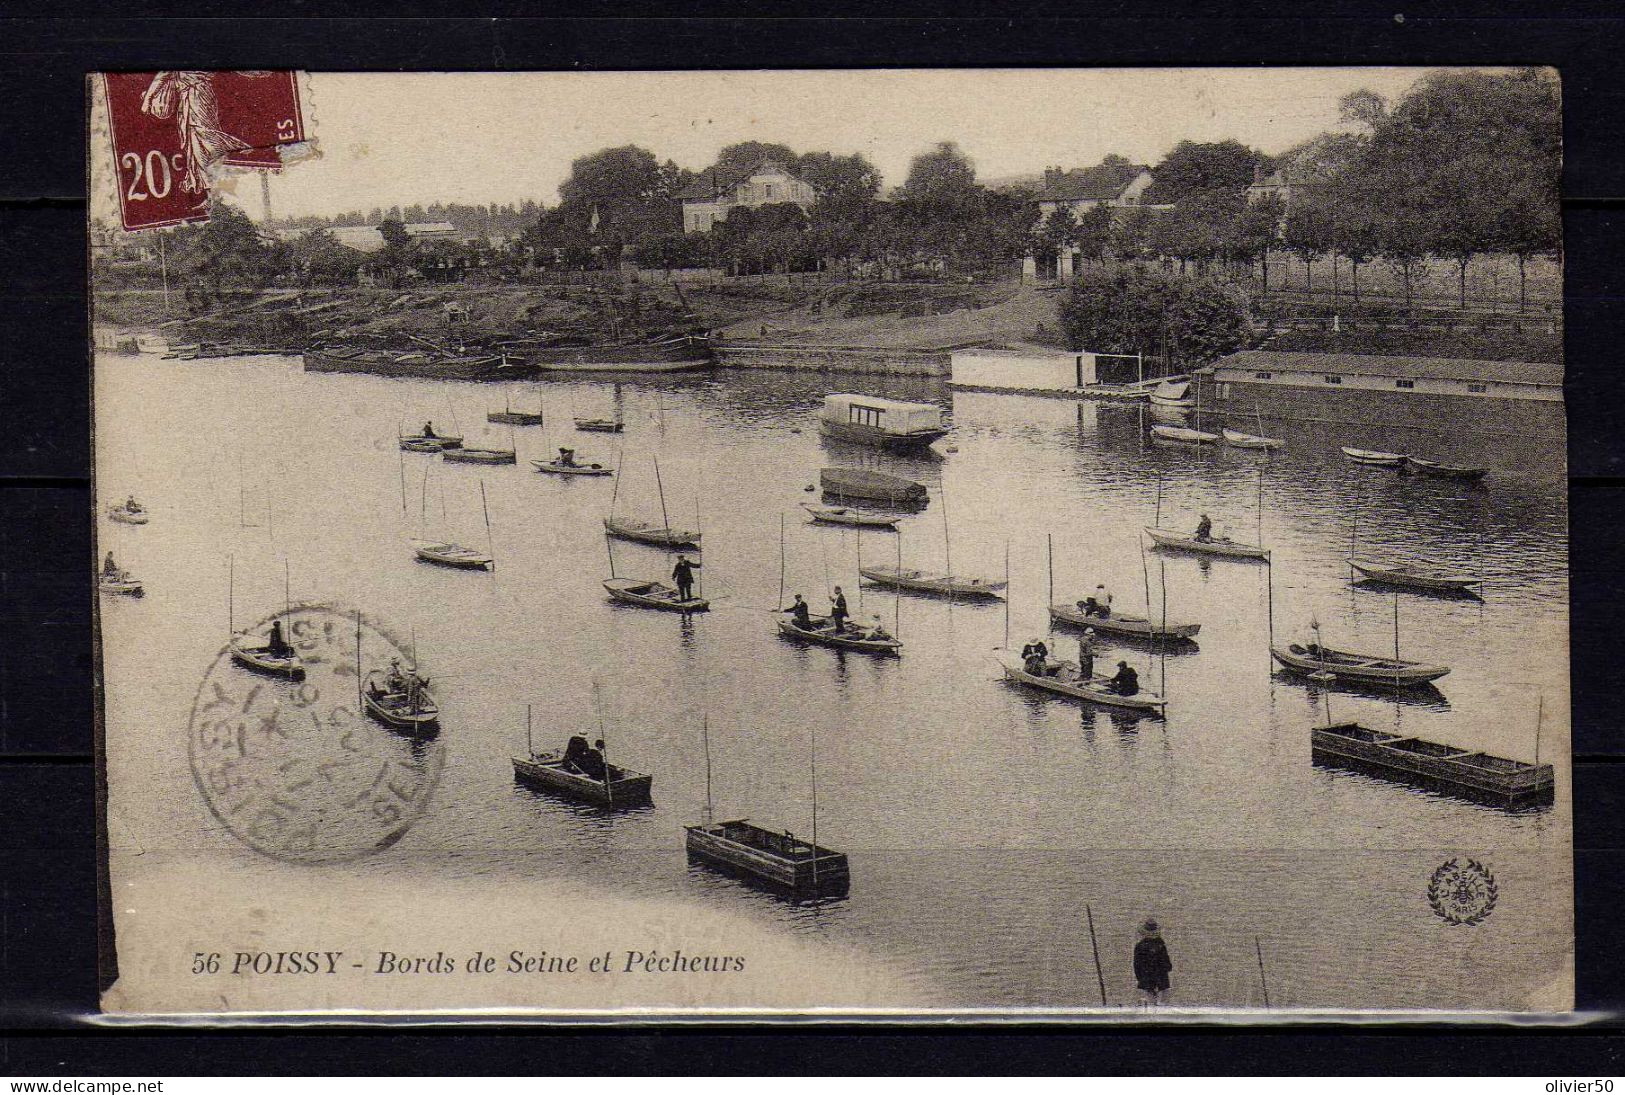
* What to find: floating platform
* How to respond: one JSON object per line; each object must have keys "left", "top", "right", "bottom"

{"left": 1311, "top": 721, "right": 1554, "bottom": 807}
{"left": 685, "top": 819, "right": 849, "bottom": 895}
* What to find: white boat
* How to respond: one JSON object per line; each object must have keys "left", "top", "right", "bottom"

{"left": 1222, "top": 428, "right": 1284, "bottom": 450}
{"left": 229, "top": 634, "right": 305, "bottom": 680}
{"left": 99, "top": 569, "right": 143, "bottom": 596}
{"left": 800, "top": 503, "right": 901, "bottom": 529}
{"left": 411, "top": 539, "right": 493, "bottom": 570}
{"left": 1144, "top": 526, "right": 1269, "bottom": 560}
{"left": 532, "top": 458, "right": 612, "bottom": 477}
{"left": 1342, "top": 447, "right": 1408, "bottom": 467}
{"left": 1148, "top": 379, "right": 1194, "bottom": 408}
{"left": 818, "top": 393, "right": 948, "bottom": 451}
{"left": 106, "top": 502, "right": 149, "bottom": 525}
{"left": 1150, "top": 424, "right": 1219, "bottom": 445}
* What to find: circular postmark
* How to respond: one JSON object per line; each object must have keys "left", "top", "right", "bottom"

{"left": 1428, "top": 858, "right": 1499, "bottom": 925}
{"left": 188, "top": 603, "right": 446, "bottom": 864}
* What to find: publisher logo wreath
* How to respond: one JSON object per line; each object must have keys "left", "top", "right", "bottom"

{"left": 1428, "top": 858, "right": 1498, "bottom": 925}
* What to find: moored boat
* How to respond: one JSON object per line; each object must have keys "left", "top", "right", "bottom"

{"left": 1342, "top": 447, "right": 1408, "bottom": 467}
{"left": 229, "top": 634, "right": 306, "bottom": 680}
{"left": 685, "top": 819, "right": 850, "bottom": 893}
{"left": 400, "top": 433, "right": 463, "bottom": 452}
{"left": 512, "top": 751, "right": 653, "bottom": 809}
{"left": 1271, "top": 641, "right": 1449, "bottom": 686}
{"left": 106, "top": 502, "right": 149, "bottom": 525}
{"left": 526, "top": 334, "right": 713, "bottom": 374}
{"left": 1148, "top": 379, "right": 1194, "bottom": 408}
{"left": 305, "top": 346, "right": 522, "bottom": 382}
{"left": 532, "top": 458, "right": 612, "bottom": 477}
{"left": 1311, "top": 721, "right": 1553, "bottom": 806}
{"left": 776, "top": 615, "right": 901, "bottom": 656}
{"left": 411, "top": 539, "right": 493, "bottom": 570}
{"left": 1144, "top": 526, "right": 1269, "bottom": 559}
{"left": 574, "top": 418, "right": 624, "bottom": 433}
{"left": 603, "top": 516, "right": 700, "bottom": 549}
{"left": 800, "top": 503, "right": 901, "bottom": 529}
{"left": 441, "top": 446, "right": 516, "bottom": 465}
{"left": 817, "top": 393, "right": 948, "bottom": 452}
{"left": 99, "top": 570, "right": 144, "bottom": 596}
{"left": 603, "top": 577, "right": 708, "bottom": 613}
{"left": 998, "top": 654, "right": 1166, "bottom": 714}
{"left": 1403, "top": 456, "right": 1488, "bottom": 481}
{"left": 858, "top": 565, "right": 1006, "bottom": 600}
{"left": 1150, "top": 424, "right": 1219, "bottom": 445}
{"left": 818, "top": 467, "right": 928, "bottom": 505}
{"left": 1221, "top": 428, "right": 1285, "bottom": 450}
{"left": 1049, "top": 602, "right": 1200, "bottom": 640}
{"left": 1348, "top": 557, "right": 1481, "bottom": 593}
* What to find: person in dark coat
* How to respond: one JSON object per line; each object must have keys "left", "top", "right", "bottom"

{"left": 1195, "top": 513, "right": 1213, "bottom": 542}
{"left": 784, "top": 593, "right": 813, "bottom": 630}
{"left": 829, "top": 586, "right": 850, "bottom": 633}
{"left": 266, "top": 619, "right": 290, "bottom": 658}
{"left": 672, "top": 555, "right": 700, "bottom": 601}
{"left": 562, "top": 734, "right": 593, "bottom": 773}
{"left": 1077, "top": 628, "right": 1097, "bottom": 681}
{"left": 1021, "top": 637, "right": 1049, "bottom": 674}
{"left": 1133, "top": 918, "right": 1173, "bottom": 1006}
{"left": 422, "top": 421, "right": 437, "bottom": 439}
{"left": 103, "top": 551, "right": 119, "bottom": 577}
{"left": 1107, "top": 661, "right": 1139, "bottom": 696}
{"left": 577, "top": 739, "right": 608, "bottom": 781}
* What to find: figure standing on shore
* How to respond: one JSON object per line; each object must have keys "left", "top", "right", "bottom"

{"left": 1133, "top": 918, "right": 1173, "bottom": 1007}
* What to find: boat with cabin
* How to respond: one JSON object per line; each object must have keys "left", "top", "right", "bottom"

{"left": 800, "top": 503, "right": 901, "bottom": 529}
{"left": 1348, "top": 557, "right": 1481, "bottom": 593}
{"left": 819, "top": 467, "right": 928, "bottom": 506}
{"left": 1311, "top": 721, "right": 1553, "bottom": 806}
{"left": 1271, "top": 641, "right": 1450, "bottom": 687}
{"left": 998, "top": 654, "right": 1166, "bottom": 714}
{"left": 1049, "top": 602, "right": 1200, "bottom": 641}
{"left": 1144, "top": 526, "right": 1269, "bottom": 560}
{"left": 603, "top": 577, "right": 708, "bottom": 613}
{"left": 858, "top": 565, "right": 1006, "bottom": 600}
{"left": 818, "top": 393, "right": 948, "bottom": 452}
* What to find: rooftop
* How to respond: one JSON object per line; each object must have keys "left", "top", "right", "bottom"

{"left": 677, "top": 158, "right": 804, "bottom": 203}
{"left": 1032, "top": 162, "right": 1151, "bottom": 204}
{"left": 1214, "top": 350, "right": 1564, "bottom": 388}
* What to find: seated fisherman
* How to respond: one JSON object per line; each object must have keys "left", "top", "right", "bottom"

{"left": 384, "top": 657, "right": 408, "bottom": 694}
{"left": 103, "top": 551, "right": 119, "bottom": 577}
{"left": 783, "top": 593, "right": 813, "bottom": 630}
{"left": 265, "top": 619, "right": 291, "bottom": 658}
{"left": 125, "top": 495, "right": 142, "bottom": 513}
{"left": 562, "top": 734, "right": 593, "bottom": 773}
{"left": 1081, "top": 584, "right": 1113, "bottom": 618}
{"left": 422, "top": 421, "right": 437, "bottom": 439}
{"left": 558, "top": 447, "right": 578, "bottom": 467}
{"left": 1021, "top": 637, "right": 1049, "bottom": 674}
{"left": 866, "top": 615, "right": 892, "bottom": 641}
{"left": 1106, "top": 661, "right": 1140, "bottom": 696}
{"left": 577, "top": 739, "right": 608, "bottom": 781}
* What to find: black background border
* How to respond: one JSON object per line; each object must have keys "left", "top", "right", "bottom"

{"left": 3, "top": 4, "right": 1623, "bottom": 1074}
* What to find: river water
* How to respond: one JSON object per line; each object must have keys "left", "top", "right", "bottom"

{"left": 97, "top": 352, "right": 1570, "bottom": 1013}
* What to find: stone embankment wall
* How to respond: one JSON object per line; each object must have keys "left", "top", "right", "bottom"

{"left": 715, "top": 344, "right": 950, "bottom": 376}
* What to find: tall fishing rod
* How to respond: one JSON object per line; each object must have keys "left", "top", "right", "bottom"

{"left": 810, "top": 717, "right": 820, "bottom": 893}
{"left": 695, "top": 495, "right": 704, "bottom": 597}
{"left": 284, "top": 557, "right": 291, "bottom": 636}
{"left": 1154, "top": 471, "right": 1164, "bottom": 529}
{"left": 701, "top": 710, "right": 714, "bottom": 826}
{"left": 525, "top": 703, "right": 533, "bottom": 759}
{"left": 1003, "top": 539, "right": 1010, "bottom": 650}
{"left": 480, "top": 479, "right": 495, "bottom": 575}
{"left": 1085, "top": 903, "right": 1107, "bottom": 1007}
{"left": 894, "top": 530, "right": 902, "bottom": 637}
{"left": 941, "top": 481, "right": 955, "bottom": 607}
{"left": 1392, "top": 592, "right": 1401, "bottom": 695}
{"left": 354, "top": 609, "right": 363, "bottom": 713}
{"left": 398, "top": 448, "right": 408, "bottom": 515}
{"left": 1255, "top": 936, "right": 1272, "bottom": 1008}
{"left": 593, "top": 680, "right": 613, "bottom": 809}
{"left": 1160, "top": 558, "right": 1169, "bottom": 698}
{"left": 654, "top": 456, "right": 672, "bottom": 535}
{"left": 1140, "top": 533, "right": 1153, "bottom": 616}
{"left": 227, "top": 554, "right": 234, "bottom": 639}
{"left": 777, "top": 513, "right": 787, "bottom": 616}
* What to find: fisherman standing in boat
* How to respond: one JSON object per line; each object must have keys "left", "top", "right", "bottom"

{"left": 784, "top": 593, "right": 813, "bottom": 630}
{"left": 385, "top": 657, "right": 407, "bottom": 694}
{"left": 1106, "top": 660, "right": 1140, "bottom": 696}
{"left": 1078, "top": 628, "right": 1097, "bottom": 682}
{"left": 265, "top": 618, "right": 291, "bottom": 659}
{"left": 830, "top": 586, "right": 851, "bottom": 633}
{"left": 672, "top": 555, "right": 700, "bottom": 602}
{"left": 1195, "top": 513, "right": 1213, "bottom": 542}
{"left": 422, "top": 421, "right": 437, "bottom": 439}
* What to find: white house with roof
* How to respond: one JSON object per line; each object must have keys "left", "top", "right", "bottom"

{"left": 678, "top": 159, "right": 817, "bottom": 233}
{"left": 1031, "top": 161, "right": 1157, "bottom": 225}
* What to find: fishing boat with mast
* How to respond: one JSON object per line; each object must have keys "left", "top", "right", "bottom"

{"left": 1144, "top": 527, "right": 1269, "bottom": 559}
{"left": 857, "top": 566, "right": 1005, "bottom": 600}
{"left": 1271, "top": 641, "right": 1450, "bottom": 687}
{"left": 603, "top": 457, "right": 700, "bottom": 548}
{"left": 774, "top": 515, "right": 902, "bottom": 656}
{"left": 409, "top": 477, "right": 496, "bottom": 571}
{"left": 225, "top": 557, "right": 305, "bottom": 680}
{"left": 357, "top": 613, "right": 439, "bottom": 734}
{"left": 487, "top": 389, "right": 545, "bottom": 426}
{"left": 603, "top": 577, "right": 708, "bottom": 613}
{"left": 98, "top": 564, "right": 143, "bottom": 596}
{"left": 441, "top": 421, "right": 516, "bottom": 465}
{"left": 1049, "top": 602, "right": 1200, "bottom": 641}
{"left": 685, "top": 714, "right": 849, "bottom": 896}
{"left": 997, "top": 653, "right": 1167, "bottom": 714}
{"left": 1348, "top": 556, "right": 1482, "bottom": 594}
{"left": 1312, "top": 721, "right": 1553, "bottom": 806}
{"left": 511, "top": 706, "right": 653, "bottom": 809}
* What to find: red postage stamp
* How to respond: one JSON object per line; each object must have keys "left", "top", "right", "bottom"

{"left": 102, "top": 71, "right": 307, "bottom": 232}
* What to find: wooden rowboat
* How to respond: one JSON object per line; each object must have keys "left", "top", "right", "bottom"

{"left": 604, "top": 516, "right": 700, "bottom": 549}
{"left": 819, "top": 467, "right": 927, "bottom": 505}
{"left": 998, "top": 655, "right": 1166, "bottom": 714}
{"left": 228, "top": 635, "right": 306, "bottom": 680}
{"left": 487, "top": 410, "right": 545, "bottom": 426}
{"left": 1403, "top": 457, "right": 1488, "bottom": 481}
{"left": 411, "top": 539, "right": 493, "bottom": 570}
{"left": 685, "top": 819, "right": 849, "bottom": 894}
{"left": 106, "top": 503, "right": 149, "bottom": 525}
{"left": 99, "top": 572, "right": 143, "bottom": 596}
{"left": 400, "top": 434, "right": 462, "bottom": 453}
{"left": 1221, "top": 428, "right": 1284, "bottom": 450}
{"left": 512, "top": 752, "right": 652, "bottom": 809}
{"left": 1271, "top": 642, "right": 1449, "bottom": 686}
{"left": 1150, "top": 424, "right": 1219, "bottom": 445}
{"left": 603, "top": 577, "right": 708, "bottom": 613}
{"left": 1348, "top": 557, "right": 1481, "bottom": 593}
{"left": 858, "top": 565, "right": 1006, "bottom": 600}
{"left": 776, "top": 616, "right": 900, "bottom": 656}
{"left": 1049, "top": 602, "right": 1200, "bottom": 640}
{"left": 1311, "top": 721, "right": 1553, "bottom": 806}
{"left": 1342, "top": 446, "right": 1407, "bottom": 467}
{"left": 1148, "top": 379, "right": 1194, "bottom": 408}
{"left": 801, "top": 503, "right": 900, "bottom": 529}
{"left": 441, "top": 446, "right": 516, "bottom": 465}
{"left": 574, "top": 418, "right": 624, "bottom": 433}
{"left": 362, "top": 668, "right": 439, "bottom": 731}
{"left": 531, "top": 459, "right": 612, "bottom": 476}
{"left": 1144, "top": 526, "right": 1268, "bottom": 559}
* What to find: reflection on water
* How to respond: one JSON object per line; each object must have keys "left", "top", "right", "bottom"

{"left": 97, "top": 354, "right": 1570, "bottom": 1010}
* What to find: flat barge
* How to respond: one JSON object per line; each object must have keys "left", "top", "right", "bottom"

{"left": 685, "top": 819, "right": 849, "bottom": 895}
{"left": 1311, "top": 721, "right": 1554, "bottom": 807}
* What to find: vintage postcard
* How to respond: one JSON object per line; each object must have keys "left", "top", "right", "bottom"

{"left": 91, "top": 68, "right": 1569, "bottom": 1017}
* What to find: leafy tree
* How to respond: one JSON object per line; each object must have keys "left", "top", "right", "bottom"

{"left": 1059, "top": 266, "right": 1250, "bottom": 367}
{"left": 1143, "top": 139, "right": 1263, "bottom": 205}
{"left": 796, "top": 151, "right": 882, "bottom": 208}
{"left": 712, "top": 141, "right": 798, "bottom": 179}
{"left": 1072, "top": 206, "right": 1114, "bottom": 267}
{"left": 171, "top": 200, "right": 273, "bottom": 304}
{"left": 894, "top": 141, "right": 983, "bottom": 218}
{"left": 1282, "top": 192, "right": 1335, "bottom": 292}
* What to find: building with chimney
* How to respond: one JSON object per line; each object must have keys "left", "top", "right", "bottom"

{"left": 678, "top": 158, "right": 817, "bottom": 233}
{"left": 1030, "top": 160, "right": 1157, "bottom": 224}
